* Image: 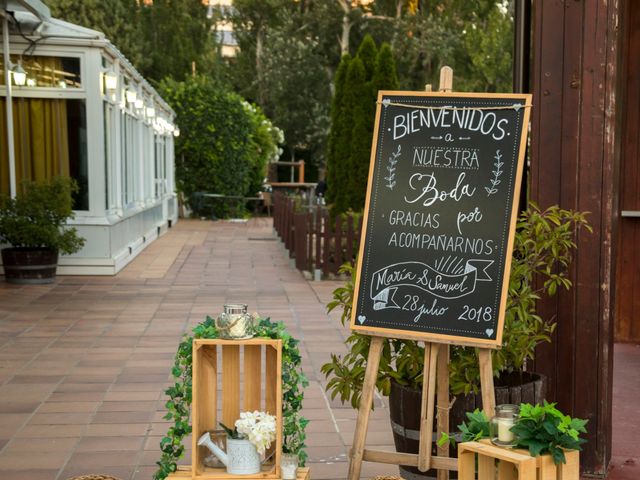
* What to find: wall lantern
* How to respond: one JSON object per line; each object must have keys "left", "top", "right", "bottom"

{"left": 104, "top": 69, "right": 118, "bottom": 91}
{"left": 134, "top": 98, "right": 144, "bottom": 110}
{"left": 126, "top": 88, "right": 137, "bottom": 104}
{"left": 12, "top": 63, "right": 27, "bottom": 86}
{"left": 146, "top": 106, "right": 156, "bottom": 119}
{"left": 173, "top": 128, "right": 180, "bottom": 138}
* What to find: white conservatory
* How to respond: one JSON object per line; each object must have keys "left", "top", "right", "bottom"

{"left": 1, "top": 1, "right": 178, "bottom": 275}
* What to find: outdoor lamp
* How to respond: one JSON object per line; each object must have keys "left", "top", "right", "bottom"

{"left": 173, "top": 128, "right": 180, "bottom": 138}
{"left": 146, "top": 106, "right": 156, "bottom": 118}
{"left": 135, "top": 98, "right": 144, "bottom": 110}
{"left": 126, "top": 88, "right": 137, "bottom": 104}
{"left": 12, "top": 64, "right": 27, "bottom": 86}
{"left": 104, "top": 69, "right": 118, "bottom": 91}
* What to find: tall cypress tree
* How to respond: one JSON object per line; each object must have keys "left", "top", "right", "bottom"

{"left": 342, "top": 36, "right": 380, "bottom": 212}
{"left": 326, "top": 54, "right": 351, "bottom": 206}
{"left": 326, "top": 37, "right": 396, "bottom": 214}
{"left": 356, "top": 34, "right": 378, "bottom": 82}
{"left": 344, "top": 57, "right": 368, "bottom": 213}
{"left": 373, "top": 43, "right": 399, "bottom": 92}
{"left": 345, "top": 57, "right": 374, "bottom": 211}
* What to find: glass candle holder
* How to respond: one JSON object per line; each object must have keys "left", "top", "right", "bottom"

{"left": 217, "top": 304, "right": 254, "bottom": 339}
{"left": 281, "top": 453, "right": 299, "bottom": 480}
{"left": 490, "top": 404, "right": 519, "bottom": 448}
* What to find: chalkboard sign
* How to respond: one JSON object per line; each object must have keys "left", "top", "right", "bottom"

{"left": 350, "top": 91, "right": 532, "bottom": 347}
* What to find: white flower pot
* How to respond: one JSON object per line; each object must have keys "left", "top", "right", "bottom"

{"left": 226, "top": 438, "right": 261, "bottom": 475}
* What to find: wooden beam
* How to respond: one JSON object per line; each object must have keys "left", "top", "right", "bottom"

{"left": 347, "top": 337, "right": 384, "bottom": 480}
{"left": 362, "top": 449, "right": 457, "bottom": 471}
{"left": 530, "top": 0, "right": 621, "bottom": 474}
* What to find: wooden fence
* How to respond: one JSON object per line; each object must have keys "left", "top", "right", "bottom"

{"left": 272, "top": 192, "right": 362, "bottom": 277}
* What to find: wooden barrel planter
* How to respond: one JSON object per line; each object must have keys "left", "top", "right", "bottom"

{"left": 389, "top": 372, "right": 546, "bottom": 479}
{"left": 1, "top": 248, "right": 58, "bottom": 284}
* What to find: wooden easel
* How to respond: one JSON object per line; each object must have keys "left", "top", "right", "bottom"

{"left": 347, "top": 67, "right": 497, "bottom": 480}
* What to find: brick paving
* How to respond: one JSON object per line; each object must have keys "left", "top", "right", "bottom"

{"left": 608, "top": 343, "right": 640, "bottom": 480}
{"left": 0, "top": 218, "right": 397, "bottom": 480}
{"left": 0, "top": 218, "right": 634, "bottom": 480}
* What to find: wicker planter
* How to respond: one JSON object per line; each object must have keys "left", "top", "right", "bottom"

{"left": 1, "top": 247, "right": 58, "bottom": 284}
{"left": 389, "top": 372, "right": 546, "bottom": 479}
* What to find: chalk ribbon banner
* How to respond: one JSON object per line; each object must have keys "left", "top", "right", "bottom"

{"left": 371, "top": 260, "right": 493, "bottom": 309}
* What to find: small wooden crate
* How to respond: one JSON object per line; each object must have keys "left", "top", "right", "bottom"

{"left": 191, "top": 338, "right": 283, "bottom": 479}
{"left": 458, "top": 440, "right": 579, "bottom": 480}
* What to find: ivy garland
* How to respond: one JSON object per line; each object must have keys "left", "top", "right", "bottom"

{"left": 154, "top": 316, "right": 309, "bottom": 480}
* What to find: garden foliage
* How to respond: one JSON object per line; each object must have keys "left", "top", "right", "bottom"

{"left": 47, "top": 0, "right": 214, "bottom": 83}
{"left": 326, "top": 53, "right": 352, "bottom": 208}
{"left": 326, "top": 36, "right": 398, "bottom": 215}
{"left": 438, "top": 403, "right": 588, "bottom": 465}
{"left": 0, "top": 177, "right": 85, "bottom": 255}
{"left": 159, "top": 77, "right": 282, "bottom": 218}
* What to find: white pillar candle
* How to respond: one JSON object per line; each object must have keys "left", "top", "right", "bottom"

{"left": 497, "top": 418, "right": 515, "bottom": 442}
{"left": 228, "top": 314, "right": 246, "bottom": 337}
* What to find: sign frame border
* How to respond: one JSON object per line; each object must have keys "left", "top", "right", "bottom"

{"left": 349, "top": 90, "right": 533, "bottom": 349}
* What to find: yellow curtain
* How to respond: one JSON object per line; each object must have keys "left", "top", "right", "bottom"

{"left": 0, "top": 97, "right": 69, "bottom": 195}
{"left": 0, "top": 98, "right": 11, "bottom": 195}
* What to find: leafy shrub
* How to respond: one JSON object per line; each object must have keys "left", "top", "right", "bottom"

{"left": 513, "top": 401, "right": 587, "bottom": 464}
{"left": 438, "top": 402, "right": 588, "bottom": 465}
{"left": 159, "top": 77, "right": 282, "bottom": 218}
{"left": 0, "top": 177, "right": 85, "bottom": 255}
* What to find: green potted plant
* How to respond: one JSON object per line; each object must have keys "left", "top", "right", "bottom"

{"left": 281, "top": 411, "right": 309, "bottom": 479}
{"left": 439, "top": 401, "right": 588, "bottom": 465}
{"left": 0, "top": 177, "right": 85, "bottom": 284}
{"left": 321, "top": 202, "right": 591, "bottom": 477}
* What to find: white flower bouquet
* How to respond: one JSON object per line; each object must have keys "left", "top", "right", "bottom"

{"left": 221, "top": 411, "right": 277, "bottom": 455}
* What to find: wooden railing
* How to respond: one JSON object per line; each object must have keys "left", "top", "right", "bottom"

{"left": 272, "top": 192, "right": 362, "bottom": 277}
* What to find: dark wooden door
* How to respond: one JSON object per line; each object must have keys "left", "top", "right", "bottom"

{"left": 615, "top": 0, "right": 640, "bottom": 343}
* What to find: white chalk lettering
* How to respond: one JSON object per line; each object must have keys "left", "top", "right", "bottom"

{"left": 404, "top": 172, "right": 476, "bottom": 207}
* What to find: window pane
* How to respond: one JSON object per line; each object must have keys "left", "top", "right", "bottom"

{"left": 0, "top": 97, "right": 88, "bottom": 209}
{"left": 0, "top": 55, "right": 81, "bottom": 88}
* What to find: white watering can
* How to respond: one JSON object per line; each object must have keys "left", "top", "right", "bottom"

{"left": 198, "top": 432, "right": 262, "bottom": 475}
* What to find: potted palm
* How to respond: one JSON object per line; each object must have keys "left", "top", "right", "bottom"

{"left": 0, "top": 177, "right": 85, "bottom": 284}
{"left": 321, "top": 202, "right": 590, "bottom": 478}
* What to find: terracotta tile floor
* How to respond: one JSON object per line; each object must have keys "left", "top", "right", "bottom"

{"left": 0, "top": 218, "right": 634, "bottom": 479}
{"left": 0, "top": 218, "right": 397, "bottom": 480}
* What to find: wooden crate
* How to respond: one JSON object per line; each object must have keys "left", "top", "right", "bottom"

{"left": 191, "top": 338, "right": 283, "bottom": 479}
{"left": 167, "top": 466, "right": 311, "bottom": 480}
{"left": 458, "top": 441, "right": 579, "bottom": 480}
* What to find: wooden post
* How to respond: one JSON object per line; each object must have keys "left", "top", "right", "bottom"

{"left": 435, "top": 66, "right": 453, "bottom": 480}
{"left": 348, "top": 337, "right": 384, "bottom": 480}
{"left": 315, "top": 208, "right": 322, "bottom": 273}
{"left": 439, "top": 66, "right": 453, "bottom": 92}
{"left": 418, "top": 343, "right": 440, "bottom": 471}
{"left": 334, "top": 214, "right": 343, "bottom": 274}
{"left": 479, "top": 349, "right": 496, "bottom": 418}
{"left": 436, "top": 345, "right": 450, "bottom": 480}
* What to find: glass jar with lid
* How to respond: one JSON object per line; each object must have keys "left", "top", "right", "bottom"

{"left": 216, "top": 304, "right": 254, "bottom": 339}
{"left": 490, "top": 404, "right": 519, "bottom": 448}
